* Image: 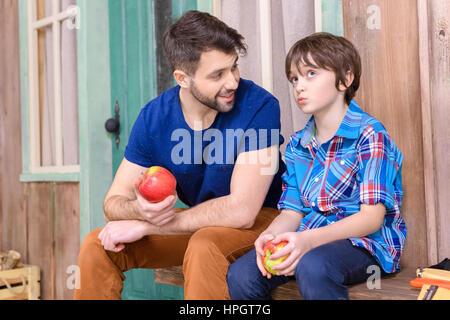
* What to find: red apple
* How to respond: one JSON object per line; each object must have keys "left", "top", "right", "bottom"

{"left": 138, "top": 166, "right": 177, "bottom": 203}
{"left": 261, "top": 240, "right": 289, "bottom": 275}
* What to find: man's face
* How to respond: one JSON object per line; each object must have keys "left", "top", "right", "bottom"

{"left": 188, "top": 50, "right": 240, "bottom": 113}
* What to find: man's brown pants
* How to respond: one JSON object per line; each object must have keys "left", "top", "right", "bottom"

{"left": 73, "top": 207, "right": 278, "bottom": 300}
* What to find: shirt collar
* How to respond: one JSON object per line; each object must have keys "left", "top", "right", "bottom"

{"left": 294, "top": 99, "right": 364, "bottom": 148}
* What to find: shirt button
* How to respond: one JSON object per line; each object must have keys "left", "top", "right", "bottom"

{"left": 311, "top": 202, "right": 316, "bottom": 207}
{"left": 340, "top": 160, "right": 345, "bottom": 165}
{"left": 314, "top": 177, "right": 319, "bottom": 183}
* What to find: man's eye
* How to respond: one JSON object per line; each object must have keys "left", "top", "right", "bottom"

{"left": 231, "top": 64, "right": 239, "bottom": 71}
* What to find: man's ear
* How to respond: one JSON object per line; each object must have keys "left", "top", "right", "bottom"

{"left": 173, "top": 70, "right": 190, "bottom": 88}
{"left": 338, "top": 71, "right": 354, "bottom": 91}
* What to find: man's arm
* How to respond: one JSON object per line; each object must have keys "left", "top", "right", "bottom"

{"left": 142, "top": 145, "right": 280, "bottom": 235}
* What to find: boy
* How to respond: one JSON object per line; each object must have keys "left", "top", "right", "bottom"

{"left": 227, "top": 32, "right": 407, "bottom": 300}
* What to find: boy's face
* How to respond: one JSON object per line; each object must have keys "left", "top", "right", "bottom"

{"left": 288, "top": 55, "right": 347, "bottom": 115}
{"left": 188, "top": 49, "right": 240, "bottom": 113}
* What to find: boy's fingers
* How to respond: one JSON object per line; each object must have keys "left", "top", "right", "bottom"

{"left": 270, "top": 246, "right": 291, "bottom": 260}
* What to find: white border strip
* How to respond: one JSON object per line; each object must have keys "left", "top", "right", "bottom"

{"left": 212, "top": 0, "right": 222, "bottom": 19}
{"left": 259, "top": 0, "right": 273, "bottom": 93}
{"left": 314, "top": 0, "right": 322, "bottom": 32}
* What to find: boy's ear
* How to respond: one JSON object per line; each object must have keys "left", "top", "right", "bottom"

{"left": 173, "top": 70, "right": 190, "bottom": 88}
{"left": 338, "top": 71, "right": 354, "bottom": 91}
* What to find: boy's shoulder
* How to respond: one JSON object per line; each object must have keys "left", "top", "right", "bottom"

{"left": 353, "top": 102, "right": 401, "bottom": 156}
{"left": 356, "top": 105, "right": 391, "bottom": 139}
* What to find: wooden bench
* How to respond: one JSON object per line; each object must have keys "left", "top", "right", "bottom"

{"left": 154, "top": 265, "right": 420, "bottom": 300}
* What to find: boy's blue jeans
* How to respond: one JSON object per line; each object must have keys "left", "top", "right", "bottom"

{"left": 227, "top": 239, "right": 384, "bottom": 300}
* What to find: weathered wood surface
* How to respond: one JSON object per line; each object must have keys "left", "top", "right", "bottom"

{"left": 342, "top": 0, "right": 428, "bottom": 269}
{"left": 0, "top": 0, "right": 27, "bottom": 262}
{"left": 154, "top": 265, "right": 420, "bottom": 300}
{"left": 1, "top": 1, "right": 81, "bottom": 300}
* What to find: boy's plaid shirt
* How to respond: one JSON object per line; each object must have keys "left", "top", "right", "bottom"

{"left": 278, "top": 100, "right": 407, "bottom": 273}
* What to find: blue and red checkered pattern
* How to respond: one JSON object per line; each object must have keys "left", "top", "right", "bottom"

{"left": 278, "top": 100, "right": 407, "bottom": 273}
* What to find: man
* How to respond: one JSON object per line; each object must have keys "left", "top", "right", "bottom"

{"left": 74, "top": 10, "right": 286, "bottom": 300}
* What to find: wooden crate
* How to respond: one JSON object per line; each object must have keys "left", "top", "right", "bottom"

{"left": 0, "top": 265, "right": 40, "bottom": 300}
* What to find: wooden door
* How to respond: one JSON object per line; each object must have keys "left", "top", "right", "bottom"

{"left": 108, "top": 0, "right": 197, "bottom": 300}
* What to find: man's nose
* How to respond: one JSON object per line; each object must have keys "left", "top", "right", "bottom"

{"left": 224, "top": 71, "right": 239, "bottom": 90}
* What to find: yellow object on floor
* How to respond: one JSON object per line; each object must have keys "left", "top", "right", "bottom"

{"left": 417, "top": 284, "right": 450, "bottom": 300}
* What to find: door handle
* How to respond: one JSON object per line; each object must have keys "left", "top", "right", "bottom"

{"left": 105, "top": 100, "right": 120, "bottom": 148}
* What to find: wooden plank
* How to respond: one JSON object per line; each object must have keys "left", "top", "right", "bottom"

{"left": 77, "top": 0, "right": 113, "bottom": 239}
{"left": 417, "top": 0, "right": 438, "bottom": 266}
{"left": 25, "top": 183, "right": 54, "bottom": 299}
{"left": 154, "top": 266, "right": 185, "bottom": 287}
{"left": 0, "top": 0, "right": 4, "bottom": 253}
{"left": 0, "top": 0, "right": 27, "bottom": 260}
{"left": 427, "top": 0, "right": 450, "bottom": 263}
{"left": 342, "top": 0, "right": 428, "bottom": 269}
{"left": 271, "top": 268, "right": 419, "bottom": 300}
{"left": 154, "top": 265, "right": 419, "bottom": 300}
{"left": 54, "top": 183, "right": 80, "bottom": 299}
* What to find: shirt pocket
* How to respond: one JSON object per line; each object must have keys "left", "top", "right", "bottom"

{"left": 325, "top": 152, "right": 359, "bottom": 200}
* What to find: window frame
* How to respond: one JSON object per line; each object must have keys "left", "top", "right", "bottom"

{"left": 19, "top": 0, "right": 80, "bottom": 182}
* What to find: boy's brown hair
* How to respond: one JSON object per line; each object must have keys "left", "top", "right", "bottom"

{"left": 163, "top": 10, "right": 247, "bottom": 76}
{"left": 285, "top": 32, "right": 361, "bottom": 105}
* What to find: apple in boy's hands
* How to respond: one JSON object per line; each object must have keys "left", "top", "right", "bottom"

{"left": 261, "top": 240, "right": 289, "bottom": 275}
{"left": 138, "top": 166, "right": 177, "bottom": 203}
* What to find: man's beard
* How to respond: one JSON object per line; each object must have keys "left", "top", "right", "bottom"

{"left": 189, "top": 79, "right": 235, "bottom": 113}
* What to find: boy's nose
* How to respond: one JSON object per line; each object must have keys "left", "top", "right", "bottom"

{"left": 295, "top": 81, "right": 305, "bottom": 93}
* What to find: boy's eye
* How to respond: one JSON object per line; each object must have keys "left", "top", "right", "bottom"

{"left": 290, "top": 77, "right": 298, "bottom": 84}
{"left": 307, "top": 70, "right": 316, "bottom": 78}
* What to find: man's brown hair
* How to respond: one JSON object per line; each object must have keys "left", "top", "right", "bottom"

{"left": 285, "top": 32, "right": 361, "bottom": 105}
{"left": 163, "top": 10, "right": 247, "bottom": 76}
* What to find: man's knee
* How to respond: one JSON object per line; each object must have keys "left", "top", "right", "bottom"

{"left": 184, "top": 227, "right": 223, "bottom": 260}
{"left": 79, "top": 228, "right": 104, "bottom": 259}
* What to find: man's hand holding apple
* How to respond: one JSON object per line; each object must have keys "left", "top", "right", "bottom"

{"left": 133, "top": 177, "right": 178, "bottom": 226}
{"left": 132, "top": 166, "right": 178, "bottom": 226}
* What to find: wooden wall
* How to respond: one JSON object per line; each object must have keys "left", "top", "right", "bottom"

{"left": 343, "top": 0, "right": 450, "bottom": 267}
{"left": 0, "top": 0, "right": 80, "bottom": 300}
{"left": 424, "top": 0, "right": 450, "bottom": 264}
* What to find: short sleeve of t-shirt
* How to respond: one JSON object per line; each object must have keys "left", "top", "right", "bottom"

{"left": 237, "top": 96, "right": 284, "bottom": 154}
{"left": 124, "top": 108, "right": 153, "bottom": 167}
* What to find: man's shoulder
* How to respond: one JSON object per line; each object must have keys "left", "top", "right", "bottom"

{"left": 237, "top": 78, "right": 279, "bottom": 106}
{"left": 141, "top": 86, "right": 179, "bottom": 114}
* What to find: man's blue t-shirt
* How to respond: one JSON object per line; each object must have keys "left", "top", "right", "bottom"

{"left": 124, "top": 78, "right": 286, "bottom": 208}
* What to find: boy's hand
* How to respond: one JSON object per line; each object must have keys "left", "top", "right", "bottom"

{"left": 269, "top": 231, "right": 314, "bottom": 276}
{"left": 133, "top": 176, "right": 178, "bottom": 225}
{"left": 254, "top": 233, "right": 275, "bottom": 279}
